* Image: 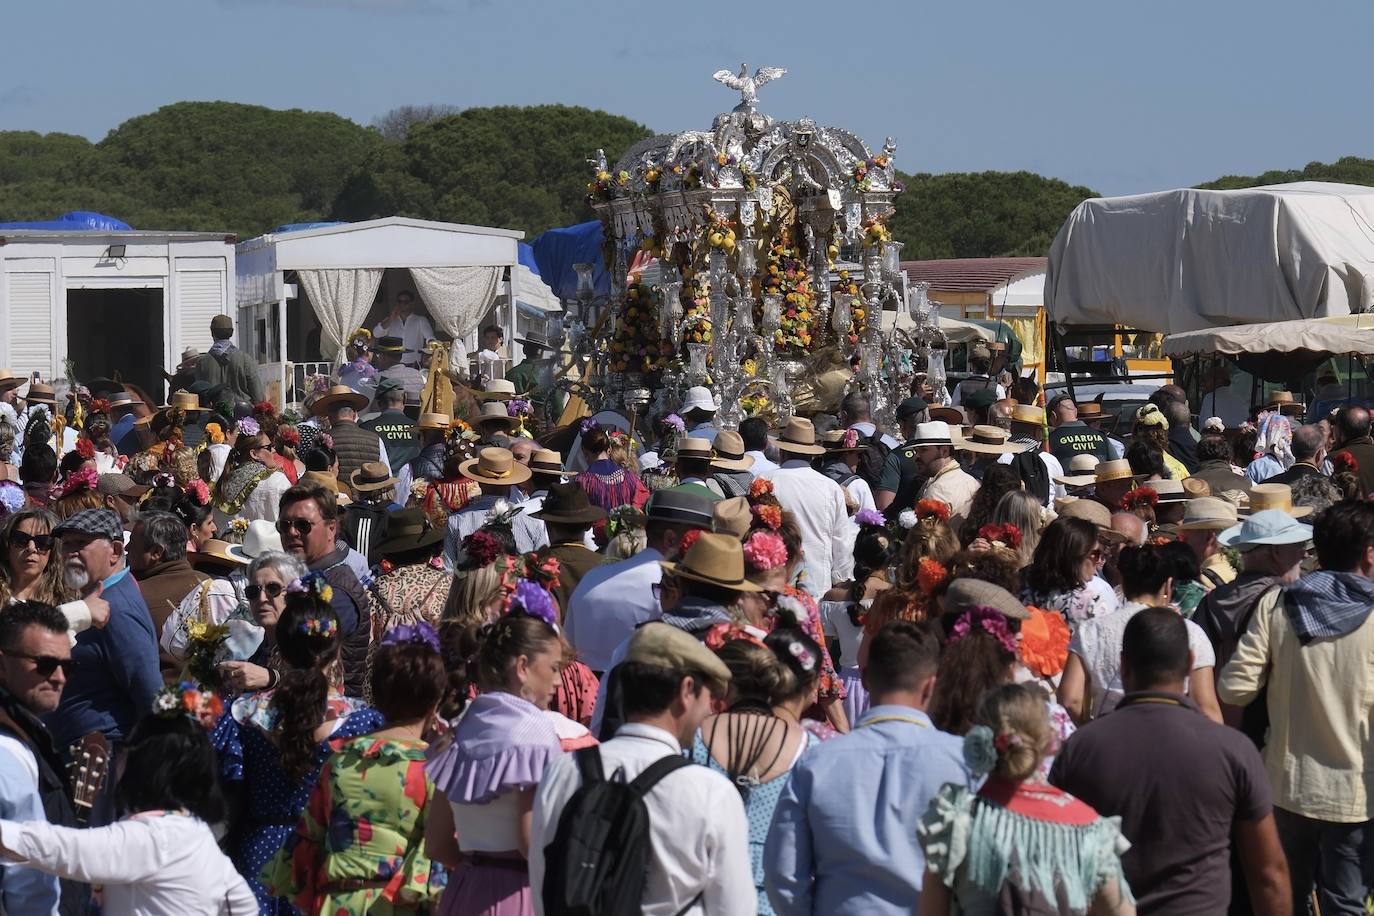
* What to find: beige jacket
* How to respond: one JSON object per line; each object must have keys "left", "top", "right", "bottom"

{"left": 1218, "top": 587, "right": 1374, "bottom": 822}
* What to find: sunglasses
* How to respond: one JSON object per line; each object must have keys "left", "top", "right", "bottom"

{"left": 9, "top": 533, "right": 53, "bottom": 552}
{"left": 6, "top": 652, "right": 75, "bottom": 677}
{"left": 276, "top": 518, "right": 315, "bottom": 537}
{"left": 1086, "top": 548, "right": 1105, "bottom": 562}
{"left": 245, "top": 582, "right": 285, "bottom": 601}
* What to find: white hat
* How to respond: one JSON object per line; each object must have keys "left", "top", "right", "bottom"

{"left": 1219, "top": 509, "right": 1314, "bottom": 549}
{"left": 638, "top": 451, "right": 663, "bottom": 472}
{"left": 681, "top": 386, "right": 717, "bottom": 414}
{"left": 226, "top": 520, "right": 284, "bottom": 565}
{"left": 910, "top": 421, "right": 953, "bottom": 446}
{"left": 1054, "top": 453, "right": 1101, "bottom": 487}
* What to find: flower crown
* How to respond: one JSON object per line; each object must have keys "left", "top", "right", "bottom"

{"left": 382, "top": 621, "right": 441, "bottom": 652}
{"left": 949, "top": 605, "right": 1019, "bottom": 657}
{"left": 704, "top": 621, "right": 766, "bottom": 652}
{"left": 742, "top": 530, "right": 788, "bottom": 571}
{"left": 977, "top": 522, "right": 1023, "bottom": 550}
{"left": 152, "top": 680, "right": 224, "bottom": 731}
{"left": 185, "top": 478, "right": 210, "bottom": 507}
{"left": 1120, "top": 488, "right": 1158, "bottom": 511}
{"left": 286, "top": 573, "right": 335, "bottom": 609}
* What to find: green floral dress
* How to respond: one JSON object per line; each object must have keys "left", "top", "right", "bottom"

{"left": 262, "top": 735, "right": 446, "bottom": 915}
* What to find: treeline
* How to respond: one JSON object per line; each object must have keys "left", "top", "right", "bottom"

{"left": 8, "top": 100, "right": 1347, "bottom": 256}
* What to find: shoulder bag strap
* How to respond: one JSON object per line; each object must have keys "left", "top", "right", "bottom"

{"left": 628, "top": 753, "right": 692, "bottom": 798}
{"left": 574, "top": 745, "right": 605, "bottom": 785}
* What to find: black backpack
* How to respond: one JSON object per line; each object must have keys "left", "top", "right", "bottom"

{"left": 542, "top": 746, "right": 699, "bottom": 916}
{"left": 855, "top": 431, "right": 892, "bottom": 490}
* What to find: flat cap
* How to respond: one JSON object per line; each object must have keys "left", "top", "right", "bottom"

{"left": 625, "top": 622, "right": 732, "bottom": 694}
{"left": 52, "top": 508, "right": 123, "bottom": 542}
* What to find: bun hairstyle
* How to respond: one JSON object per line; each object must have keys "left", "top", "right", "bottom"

{"left": 849, "top": 519, "right": 896, "bottom": 624}
{"left": 472, "top": 612, "right": 560, "bottom": 695}
{"left": 580, "top": 422, "right": 610, "bottom": 456}
{"left": 712, "top": 609, "right": 822, "bottom": 709}
{"left": 370, "top": 637, "right": 446, "bottom": 724}
{"left": 270, "top": 591, "right": 342, "bottom": 780}
{"left": 973, "top": 682, "right": 1055, "bottom": 782}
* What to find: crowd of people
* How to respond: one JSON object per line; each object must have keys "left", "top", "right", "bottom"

{"left": 0, "top": 309, "right": 1369, "bottom": 915}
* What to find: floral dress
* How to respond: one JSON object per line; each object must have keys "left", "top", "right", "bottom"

{"left": 1020, "top": 584, "right": 1115, "bottom": 634}
{"left": 212, "top": 690, "right": 383, "bottom": 915}
{"left": 263, "top": 736, "right": 447, "bottom": 915}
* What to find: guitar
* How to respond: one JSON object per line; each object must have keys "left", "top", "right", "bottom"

{"left": 68, "top": 732, "right": 110, "bottom": 825}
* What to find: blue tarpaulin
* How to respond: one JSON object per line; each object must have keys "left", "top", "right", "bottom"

{"left": 530, "top": 220, "right": 609, "bottom": 301}
{"left": 272, "top": 221, "right": 345, "bottom": 234}
{"left": 0, "top": 211, "right": 132, "bottom": 231}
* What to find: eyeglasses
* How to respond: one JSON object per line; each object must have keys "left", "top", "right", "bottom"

{"left": 9, "top": 533, "right": 53, "bottom": 552}
{"left": 5, "top": 652, "right": 75, "bottom": 677}
{"left": 245, "top": 582, "right": 285, "bottom": 601}
{"left": 1086, "top": 548, "right": 1105, "bottom": 563}
{"left": 276, "top": 518, "right": 315, "bottom": 537}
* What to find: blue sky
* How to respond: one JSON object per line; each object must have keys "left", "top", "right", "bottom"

{"left": 1, "top": 0, "right": 1369, "bottom": 196}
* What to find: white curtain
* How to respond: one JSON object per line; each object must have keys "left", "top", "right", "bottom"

{"left": 408, "top": 266, "right": 502, "bottom": 375}
{"left": 298, "top": 268, "right": 385, "bottom": 363}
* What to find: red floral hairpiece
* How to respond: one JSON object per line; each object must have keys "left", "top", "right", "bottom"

{"left": 915, "top": 499, "right": 951, "bottom": 523}
{"left": 460, "top": 530, "right": 503, "bottom": 568}
{"left": 1335, "top": 451, "right": 1359, "bottom": 475}
{"left": 749, "top": 478, "right": 775, "bottom": 499}
{"left": 917, "top": 557, "right": 948, "bottom": 595}
{"left": 75, "top": 438, "right": 95, "bottom": 460}
{"left": 53, "top": 467, "right": 98, "bottom": 501}
{"left": 679, "top": 528, "right": 704, "bottom": 555}
{"left": 277, "top": 425, "right": 301, "bottom": 447}
{"left": 751, "top": 503, "right": 783, "bottom": 531}
{"left": 185, "top": 478, "right": 210, "bottom": 507}
{"left": 252, "top": 401, "right": 276, "bottom": 417}
{"left": 89, "top": 398, "right": 111, "bottom": 415}
{"left": 977, "top": 522, "right": 1022, "bottom": 550}
{"left": 1121, "top": 488, "right": 1158, "bottom": 511}
{"left": 703, "top": 621, "right": 767, "bottom": 652}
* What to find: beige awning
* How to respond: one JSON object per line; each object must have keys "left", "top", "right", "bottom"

{"left": 1163, "top": 315, "right": 1374, "bottom": 357}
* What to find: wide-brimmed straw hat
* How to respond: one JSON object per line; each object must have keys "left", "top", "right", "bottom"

{"left": 819, "top": 428, "right": 867, "bottom": 455}
{"left": 1220, "top": 508, "right": 1314, "bottom": 549}
{"left": 675, "top": 437, "right": 715, "bottom": 462}
{"left": 659, "top": 532, "right": 762, "bottom": 593}
{"left": 226, "top": 519, "right": 284, "bottom": 565}
{"left": 1264, "top": 390, "right": 1305, "bottom": 415}
{"left": 24, "top": 382, "right": 56, "bottom": 406}
{"left": 910, "top": 421, "right": 954, "bottom": 447}
{"left": 710, "top": 430, "right": 755, "bottom": 471}
{"left": 417, "top": 412, "right": 451, "bottom": 431}
{"left": 459, "top": 447, "right": 531, "bottom": 486}
{"left": 1243, "top": 482, "right": 1313, "bottom": 519}
{"left": 1010, "top": 404, "right": 1046, "bottom": 427}
{"left": 771, "top": 417, "right": 825, "bottom": 456}
{"left": 1092, "top": 459, "right": 1140, "bottom": 484}
{"left": 1055, "top": 454, "right": 1101, "bottom": 487}
{"left": 475, "top": 401, "right": 516, "bottom": 430}
{"left": 928, "top": 406, "right": 965, "bottom": 426}
{"left": 0, "top": 370, "right": 25, "bottom": 393}
{"left": 311, "top": 384, "right": 369, "bottom": 417}
{"left": 1177, "top": 497, "right": 1240, "bottom": 532}
{"left": 530, "top": 481, "right": 606, "bottom": 526}
{"left": 712, "top": 497, "right": 751, "bottom": 539}
{"left": 528, "top": 449, "right": 570, "bottom": 480}
{"left": 1076, "top": 401, "right": 1116, "bottom": 424}
{"left": 374, "top": 507, "right": 445, "bottom": 557}
{"left": 1142, "top": 478, "right": 1189, "bottom": 503}
{"left": 189, "top": 540, "right": 243, "bottom": 573}
{"left": 1056, "top": 498, "right": 1129, "bottom": 544}
{"left": 156, "top": 390, "right": 207, "bottom": 414}
{"left": 955, "top": 425, "right": 1027, "bottom": 455}
{"left": 350, "top": 461, "right": 397, "bottom": 493}
{"left": 480, "top": 379, "right": 517, "bottom": 401}
{"left": 944, "top": 578, "right": 1030, "bottom": 620}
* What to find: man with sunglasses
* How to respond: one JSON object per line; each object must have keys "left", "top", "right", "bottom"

{"left": 277, "top": 480, "right": 371, "bottom": 698}
{"left": 0, "top": 601, "right": 88, "bottom": 915}
{"left": 45, "top": 508, "right": 161, "bottom": 757}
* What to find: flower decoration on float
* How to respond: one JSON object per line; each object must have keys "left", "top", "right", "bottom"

{"left": 152, "top": 680, "right": 225, "bottom": 730}
{"left": 862, "top": 214, "right": 892, "bottom": 248}
{"left": 949, "top": 605, "right": 1020, "bottom": 657}
{"left": 762, "top": 228, "right": 816, "bottom": 354}
{"left": 739, "top": 391, "right": 770, "bottom": 418}
{"left": 611, "top": 272, "right": 672, "bottom": 375}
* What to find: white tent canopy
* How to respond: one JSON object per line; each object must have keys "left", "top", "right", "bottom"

{"left": 1046, "top": 181, "right": 1374, "bottom": 334}
{"left": 1163, "top": 314, "right": 1374, "bottom": 357}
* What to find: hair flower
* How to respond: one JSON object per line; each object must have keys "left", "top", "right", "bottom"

{"left": 898, "top": 508, "right": 918, "bottom": 530}
{"left": 0, "top": 482, "right": 25, "bottom": 516}
{"left": 459, "top": 530, "right": 503, "bottom": 569}
{"left": 235, "top": 417, "right": 260, "bottom": 438}
{"left": 963, "top": 724, "right": 998, "bottom": 776}
{"left": 204, "top": 422, "right": 225, "bottom": 445}
{"left": 382, "top": 621, "right": 441, "bottom": 652}
{"left": 750, "top": 503, "right": 783, "bottom": 531}
{"left": 54, "top": 467, "right": 99, "bottom": 501}
{"left": 664, "top": 413, "right": 686, "bottom": 433}
{"left": 748, "top": 478, "right": 775, "bottom": 499}
{"left": 252, "top": 401, "right": 276, "bottom": 417}
{"left": 855, "top": 508, "right": 885, "bottom": 528}
{"left": 277, "top": 425, "right": 301, "bottom": 447}
{"left": 742, "top": 531, "right": 788, "bottom": 571}
{"left": 579, "top": 417, "right": 600, "bottom": 435}
{"left": 1335, "top": 451, "right": 1359, "bottom": 475}
{"left": 917, "top": 558, "right": 949, "bottom": 595}
{"left": 509, "top": 578, "right": 559, "bottom": 629}
{"left": 286, "top": 572, "right": 334, "bottom": 608}
{"left": 977, "top": 522, "right": 1023, "bottom": 550}
{"left": 75, "top": 438, "right": 96, "bottom": 460}
{"left": 1018, "top": 606, "right": 1071, "bottom": 678}
{"left": 703, "top": 621, "right": 767, "bottom": 652}
{"left": 949, "top": 605, "right": 1019, "bottom": 657}
{"left": 89, "top": 398, "right": 112, "bottom": 415}
{"left": 152, "top": 680, "right": 224, "bottom": 731}
{"left": 915, "top": 499, "right": 951, "bottom": 523}
{"left": 679, "top": 528, "right": 704, "bottom": 555}
{"left": 1120, "top": 488, "right": 1158, "bottom": 511}
{"left": 185, "top": 479, "right": 210, "bottom": 507}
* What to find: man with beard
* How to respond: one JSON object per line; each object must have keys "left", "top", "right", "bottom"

{"left": 0, "top": 602, "right": 89, "bottom": 915}
{"left": 46, "top": 509, "right": 161, "bottom": 755}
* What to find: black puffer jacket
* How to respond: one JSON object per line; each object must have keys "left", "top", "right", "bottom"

{"left": 309, "top": 547, "right": 372, "bottom": 698}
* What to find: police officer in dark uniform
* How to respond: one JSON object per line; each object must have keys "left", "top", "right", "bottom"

{"left": 874, "top": 396, "right": 931, "bottom": 520}
{"left": 1047, "top": 392, "right": 1109, "bottom": 468}
{"left": 361, "top": 378, "right": 419, "bottom": 472}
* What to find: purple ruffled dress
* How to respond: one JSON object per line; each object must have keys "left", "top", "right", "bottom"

{"left": 425, "top": 692, "right": 563, "bottom": 916}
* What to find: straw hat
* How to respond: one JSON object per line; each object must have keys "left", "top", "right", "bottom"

{"left": 0, "top": 370, "right": 25, "bottom": 393}
{"left": 528, "top": 449, "right": 569, "bottom": 480}
{"left": 1265, "top": 390, "right": 1305, "bottom": 415}
{"left": 710, "top": 430, "right": 756, "bottom": 472}
{"left": 1142, "top": 478, "right": 1189, "bottom": 503}
{"left": 1054, "top": 454, "right": 1100, "bottom": 487}
{"left": 712, "top": 496, "right": 751, "bottom": 539}
{"left": 954, "top": 425, "right": 1027, "bottom": 455}
{"left": 475, "top": 401, "right": 516, "bottom": 430}
{"left": 24, "top": 382, "right": 56, "bottom": 406}
{"left": 819, "top": 428, "right": 867, "bottom": 455}
{"left": 226, "top": 519, "right": 284, "bottom": 564}
{"left": 1010, "top": 404, "right": 1046, "bottom": 428}
{"left": 311, "top": 384, "right": 369, "bottom": 417}
{"left": 189, "top": 540, "right": 243, "bottom": 572}
{"left": 658, "top": 532, "right": 762, "bottom": 592}
{"left": 771, "top": 417, "right": 825, "bottom": 456}
{"left": 417, "top": 412, "right": 451, "bottom": 431}
{"left": 156, "top": 390, "right": 207, "bottom": 413}
{"left": 1092, "top": 459, "right": 1139, "bottom": 484}
{"left": 1181, "top": 477, "right": 1211, "bottom": 499}
{"left": 675, "top": 437, "right": 715, "bottom": 462}
{"left": 350, "top": 461, "right": 398, "bottom": 493}
{"left": 480, "top": 379, "right": 517, "bottom": 401}
{"left": 1243, "top": 482, "right": 1313, "bottom": 519}
{"left": 1177, "top": 497, "right": 1240, "bottom": 532}
{"left": 1076, "top": 401, "right": 1116, "bottom": 423}
{"left": 530, "top": 481, "right": 606, "bottom": 526}
{"left": 1056, "top": 498, "right": 1131, "bottom": 544}
{"left": 910, "top": 421, "right": 954, "bottom": 447}
{"left": 1219, "top": 509, "right": 1314, "bottom": 549}
{"left": 459, "top": 447, "right": 531, "bottom": 486}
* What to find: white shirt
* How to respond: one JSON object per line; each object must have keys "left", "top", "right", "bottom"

{"left": 1070, "top": 601, "right": 1216, "bottom": 717}
{"left": 564, "top": 548, "right": 664, "bottom": 671}
{"left": 0, "top": 813, "right": 256, "bottom": 915}
{"left": 820, "top": 598, "right": 868, "bottom": 671}
{"left": 844, "top": 477, "right": 876, "bottom": 515}
{"left": 744, "top": 450, "right": 779, "bottom": 474}
{"left": 372, "top": 313, "right": 435, "bottom": 367}
{"left": 763, "top": 461, "right": 852, "bottom": 596}
{"left": 530, "top": 723, "right": 755, "bottom": 916}
{"left": 212, "top": 469, "right": 292, "bottom": 530}
{"left": 443, "top": 495, "right": 548, "bottom": 565}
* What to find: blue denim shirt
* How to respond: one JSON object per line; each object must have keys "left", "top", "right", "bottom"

{"left": 0, "top": 736, "right": 59, "bottom": 914}
{"left": 763, "top": 705, "right": 972, "bottom": 915}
